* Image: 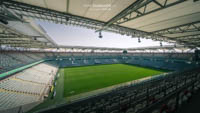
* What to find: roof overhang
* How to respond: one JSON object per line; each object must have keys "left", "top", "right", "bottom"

{"left": 1, "top": 0, "right": 200, "bottom": 49}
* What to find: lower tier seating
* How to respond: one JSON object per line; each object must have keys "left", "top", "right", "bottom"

{"left": 0, "top": 63, "right": 58, "bottom": 111}
{"left": 0, "top": 91, "right": 40, "bottom": 110}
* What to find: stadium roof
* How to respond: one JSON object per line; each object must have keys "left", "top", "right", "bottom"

{"left": 0, "top": 21, "right": 56, "bottom": 48}
{"left": 0, "top": 5, "right": 57, "bottom": 48}
{"left": 1, "top": 0, "right": 200, "bottom": 49}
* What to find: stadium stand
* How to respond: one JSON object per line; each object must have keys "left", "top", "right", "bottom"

{"left": 0, "top": 51, "right": 199, "bottom": 74}
{"left": 0, "top": 79, "right": 45, "bottom": 94}
{"left": 0, "top": 52, "right": 22, "bottom": 73}
{"left": 0, "top": 62, "right": 58, "bottom": 112}
{"left": 0, "top": 51, "right": 44, "bottom": 74}
{"left": 16, "top": 64, "right": 57, "bottom": 84}
{"left": 0, "top": 91, "right": 40, "bottom": 110}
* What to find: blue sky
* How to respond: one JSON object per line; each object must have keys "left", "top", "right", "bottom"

{"left": 37, "top": 20, "right": 171, "bottom": 48}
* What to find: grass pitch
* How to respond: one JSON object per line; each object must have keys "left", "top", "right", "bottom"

{"left": 30, "top": 64, "right": 167, "bottom": 112}
{"left": 63, "top": 64, "right": 166, "bottom": 97}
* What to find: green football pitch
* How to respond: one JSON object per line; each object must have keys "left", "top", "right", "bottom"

{"left": 63, "top": 64, "right": 166, "bottom": 97}
{"left": 30, "top": 64, "right": 167, "bottom": 112}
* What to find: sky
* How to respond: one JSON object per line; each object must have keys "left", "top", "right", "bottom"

{"left": 36, "top": 20, "right": 172, "bottom": 48}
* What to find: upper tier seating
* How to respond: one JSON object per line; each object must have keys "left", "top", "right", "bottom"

{"left": 0, "top": 51, "right": 198, "bottom": 74}
{"left": 0, "top": 52, "right": 41, "bottom": 74}
{"left": 0, "top": 53, "right": 22, "bottom": 73}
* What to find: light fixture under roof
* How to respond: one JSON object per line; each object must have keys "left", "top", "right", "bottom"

{"left": 138, "top": 37, "right": 141, "bottom": 43}
{"left": 160, "top": 42, "right": 163, "bottom": 47}
{"left": 174, "top": 43, "right": 177, "bottom": 47}
{"left": 99, "top": 31, "right": 103, "bottom": 38}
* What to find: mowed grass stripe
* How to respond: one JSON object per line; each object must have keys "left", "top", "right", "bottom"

{"left": 64, "top": 64, "right": 166, "bottom": 97}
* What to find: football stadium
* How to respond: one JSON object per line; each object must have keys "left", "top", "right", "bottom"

{"left": 0, "top": 0, "right": 200, "bottom": 113}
